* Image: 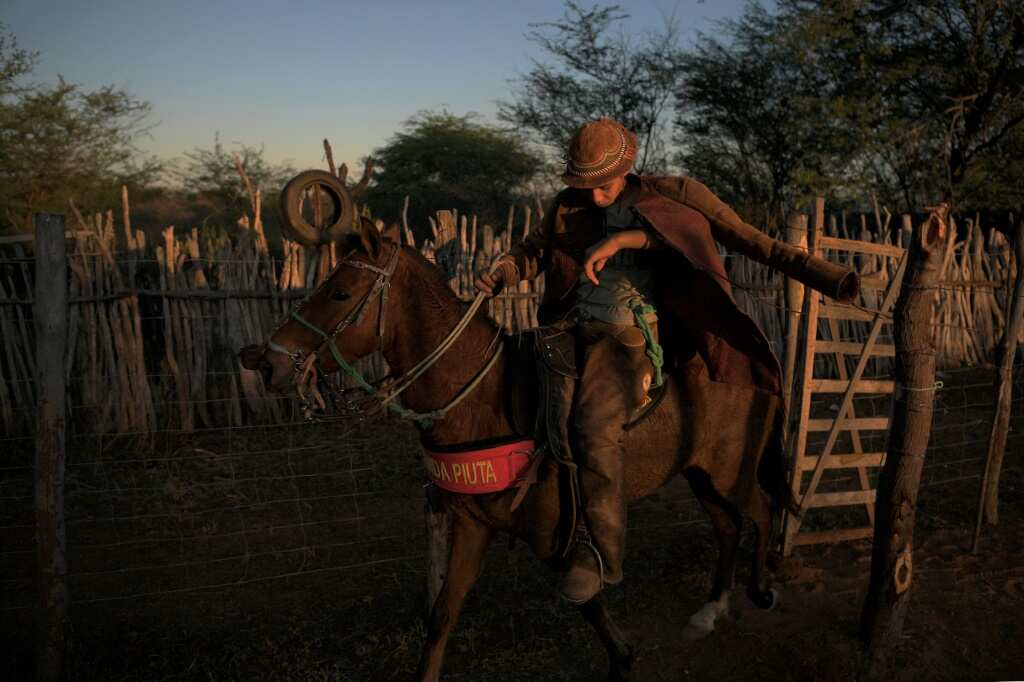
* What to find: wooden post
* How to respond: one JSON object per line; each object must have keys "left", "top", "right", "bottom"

{"left": 323, "top": 138, "right": 337, "bottom": 177}
{"left": 34, "top": 213, "right": 69, "bottom": 682}
{"left": 973, "top": 220, "right": 1024, "bottom": 550}
{"left": 860, "top": 206, "right": 947, "bottom": 673}
{"left": 424, "top": 484, "right": 450, "bottom": 618}
{"left": 782, "top": 208, "right": 822, "bottom": 555}
{"left": 782, "top": 211, "right": 809, "bottom": 404}
{"left": 402, "top": 195, "right": 412, "bottom": 247}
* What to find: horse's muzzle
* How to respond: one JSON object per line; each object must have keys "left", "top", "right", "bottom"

{"left": 238, "top": 344, "right": 264, "bottom": 370}
{"left": 238, "top": 344, "right": 276, "bottom": 387}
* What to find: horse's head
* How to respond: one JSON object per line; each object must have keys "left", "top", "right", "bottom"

{"left": 238, "top": 170, "right": 401, "bottom": 405}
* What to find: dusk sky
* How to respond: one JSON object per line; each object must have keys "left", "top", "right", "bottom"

{"left": 5, "top": 0, "right": 748, "bottom": 175}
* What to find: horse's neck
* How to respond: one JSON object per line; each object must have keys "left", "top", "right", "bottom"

{"left": 382, "top": 257, "right": 513, "bottom": 446}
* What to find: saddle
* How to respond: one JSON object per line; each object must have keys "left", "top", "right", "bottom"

{"left": 506, "top": 327, "right": 667, "bottom": 442}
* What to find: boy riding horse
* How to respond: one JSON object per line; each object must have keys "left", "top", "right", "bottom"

{"left": 474, "top": 118, "right": 856, "bottom": 604}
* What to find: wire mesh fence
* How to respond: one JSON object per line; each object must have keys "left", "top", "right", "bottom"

{"left": 0, "top": 408, "right": 431, "bottom": 613}
{"left": 788, "top": 360, "right": 1023, "bottom": 534}
{"left": 1, "top": 203, "right": 1022, "bottom": 680}
{"left": 2, "top": 315, "right": 1019, "bottom": 617}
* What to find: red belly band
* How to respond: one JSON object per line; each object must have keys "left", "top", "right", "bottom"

{"left": 423, "top": 438, "right": 535, "bottom": 494}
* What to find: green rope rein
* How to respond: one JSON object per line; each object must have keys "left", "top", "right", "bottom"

{"left": 627, "top": 300, "right": 664, "bottom": 388}
{"left": 290, "top": 311, "right": 441, "bottom": 427}
{"left": 289, "top": 295, "right": 660, "bottom": 428}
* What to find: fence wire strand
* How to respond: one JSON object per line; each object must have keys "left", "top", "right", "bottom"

{"left": 1, "top": 219, "right": 1021, "bottom": 630}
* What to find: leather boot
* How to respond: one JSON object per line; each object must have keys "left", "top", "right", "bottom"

{"left": 571, "top": 434, "right": 627, "bottom": 588}
{"left": 559, "top": 320, "right": 653, "bottom": 602}
{"left": 532, "top": 322, "right": 588, "bottom": 601}
{"left": 558, "top": 436, "right": 627, "bottom": 604}
{"left": 559, "top": 530, "right": 606, "bottom": 604}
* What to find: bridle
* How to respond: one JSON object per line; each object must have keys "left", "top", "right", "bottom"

{"left": 265, "top": 243, "right": 503, "bottom": 427}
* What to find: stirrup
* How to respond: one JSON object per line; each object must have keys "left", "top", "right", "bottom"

{"left": 572, "top": 525, "right": 606, "bottom": 588}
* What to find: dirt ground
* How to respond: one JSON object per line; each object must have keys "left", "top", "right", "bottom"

{"left": 1, "top": 368, "right": 1022, "bottom": 681}
{"left": 6, "top": 469, "right": 1020, "bottom": 681}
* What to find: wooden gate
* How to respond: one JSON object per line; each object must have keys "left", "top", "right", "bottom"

{"left": 783, "top": 214, "right": 908, "bottom": 554}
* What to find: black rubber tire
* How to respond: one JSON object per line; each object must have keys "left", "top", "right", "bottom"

{"left": 279, "top": 170, "right": 354, "bottom": 245}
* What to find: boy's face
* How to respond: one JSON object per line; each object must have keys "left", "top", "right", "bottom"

{"left": 588, "top": 176, "right": 627, "bottom": 208}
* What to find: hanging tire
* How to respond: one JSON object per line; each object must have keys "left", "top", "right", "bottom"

{"left": 279, "top": 170, "right": 354, "bottom": 245}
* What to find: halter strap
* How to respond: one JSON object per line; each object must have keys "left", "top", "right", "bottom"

{"left": 267, "top": 243, "right": 503, "bottom": 427}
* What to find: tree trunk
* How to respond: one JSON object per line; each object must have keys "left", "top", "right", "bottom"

{"left": 860, "top": 206, "right": 947, "bottom": 674}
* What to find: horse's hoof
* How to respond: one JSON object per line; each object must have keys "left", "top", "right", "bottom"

{"left": 683, "top": 593, "right": 729, "bottom": 640}
{"left": 756, "top": 588, "right": 779, "bottom": 611}
{"left": 682, "top": 622, "right": 714, "bottom": 641}
{"left": 608, "top": 663, "right": 632, "bottom": 682}
{"left": 747, "top": 586, "right": 779, "bottom": 610}
{"left": 612, "top": 643, "right": 636, "bottom": 677}
{"left": 607, "top": 646, "right": 635, "bottom": 681}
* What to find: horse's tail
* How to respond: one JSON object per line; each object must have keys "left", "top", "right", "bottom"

{"left": 757, "top": 406, "right": 799, "bottom": 559}
{"left": 758, "top": 406, "right": 799, "bottom": 519}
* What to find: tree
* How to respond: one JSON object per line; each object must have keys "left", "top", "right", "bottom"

{"left": 363, "top": 110, "right": 542, "bottom": 237}
{"left": 674, "top": 4, "right": 860, "bottom": 229}
{"left": 498, "top": 1, "right": 685, "bottom": 173}
{"left": 177, "top": 134, "right": 295, "bottom": 228}
{"left": 0, "top": 24, "right": 34, "bottom": 97}
{"left": 779, "top": 0, "right": 1024, "bottom": 213}
{"left": 0, "top": 24, "right": 161, "bottom": 232}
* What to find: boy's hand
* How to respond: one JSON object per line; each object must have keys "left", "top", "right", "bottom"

{"left": 583, "top": 229, "right": 662, "bottom": 285}
{"left": 474, "top": 259, "right": 517, "bottom": 297}
{"left": 583, "top": 234, "right": 625, "bottom": 286}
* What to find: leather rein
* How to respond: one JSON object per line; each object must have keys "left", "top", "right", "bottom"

{"left": 265, "top": 243, "right": 503, "bottom": 427}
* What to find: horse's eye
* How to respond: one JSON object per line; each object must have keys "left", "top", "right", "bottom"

{"left": 331, "top": 289, "right": 350, "bottom": 302}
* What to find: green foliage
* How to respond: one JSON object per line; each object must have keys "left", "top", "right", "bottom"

{"left": 498, "top": 1, "right": 685, "bottom": 172}
{"left": 667, "top": 0, "right": 1024, "bottom": 220}
{"left": 675, "top": 4, "right": 861, "bottom": 228}
{"left": 778, "top": 0, "right": 1024, "bottom": 213}
{"left": 959, "top": 122, "right": 1024, "bottom": 213}
{"left": 0, "top": 25, "right": 34, "bottom": 98}
{"left": 176, "top": 134, "right": 295, "bottom": 227}
{"left": 363, "top": 110, "right": 542, "bottom": 236}
{"left": 0, "top": 23, "right": 161, "bottom": 232}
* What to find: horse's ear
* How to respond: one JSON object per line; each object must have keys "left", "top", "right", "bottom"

{"left": 358, "top": 216, "right": 382, "bottom": 259}
{"left": 382, "top": 222, "right": 401, "bottom": 244}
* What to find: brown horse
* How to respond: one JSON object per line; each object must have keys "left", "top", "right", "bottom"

{"left": 240, "top": 217, "right": 791, "bottom": 681}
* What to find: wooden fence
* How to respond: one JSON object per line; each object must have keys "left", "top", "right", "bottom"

{"left": 0, "top": 192, "right": 1019, "bottom": 436}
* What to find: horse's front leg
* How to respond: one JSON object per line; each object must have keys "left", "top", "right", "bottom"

{"left": 578, "top": 595, "right": 636, "bottom": 681}
{"left": 416, "top": 511, "right": 492, "bottom": 682}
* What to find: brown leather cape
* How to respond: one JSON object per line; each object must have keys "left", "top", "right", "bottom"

{"left": 506, "top": 174, "right": 859, "bottom": 398}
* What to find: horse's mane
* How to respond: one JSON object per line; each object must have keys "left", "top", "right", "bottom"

{"left": 335, "top": 233, "right": 482, "bottom": 330}
{"left": 394, "top": 243, "right": 473, "bottom": 319}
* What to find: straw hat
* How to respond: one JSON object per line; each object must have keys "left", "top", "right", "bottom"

{"left": 561, "top": 118, "right": 638, "bottom": 188}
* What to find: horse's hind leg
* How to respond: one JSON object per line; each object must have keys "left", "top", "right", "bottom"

{"left": 416, "top": 512, "right": 491, "bottom": 682}
{"left": 684, "top": 471, "right": 741, "bottom": 638}
{"left": 578, "top": 595, "right": 635, "bottom": 681}
{"left": 746, "top": 491, "right": 778, "bottom": 609}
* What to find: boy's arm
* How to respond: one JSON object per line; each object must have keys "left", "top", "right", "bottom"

{"left": 502, "top": 196, "right": 557, "bottom": 283}
{"left": 476, "top": 196, "right": 557, "bottom": 295}
{"left": 581, "top": 228, "right": 665, "bottom": 286}
{"left": 657, "top": 176, "right": 859, "bottom": 301}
